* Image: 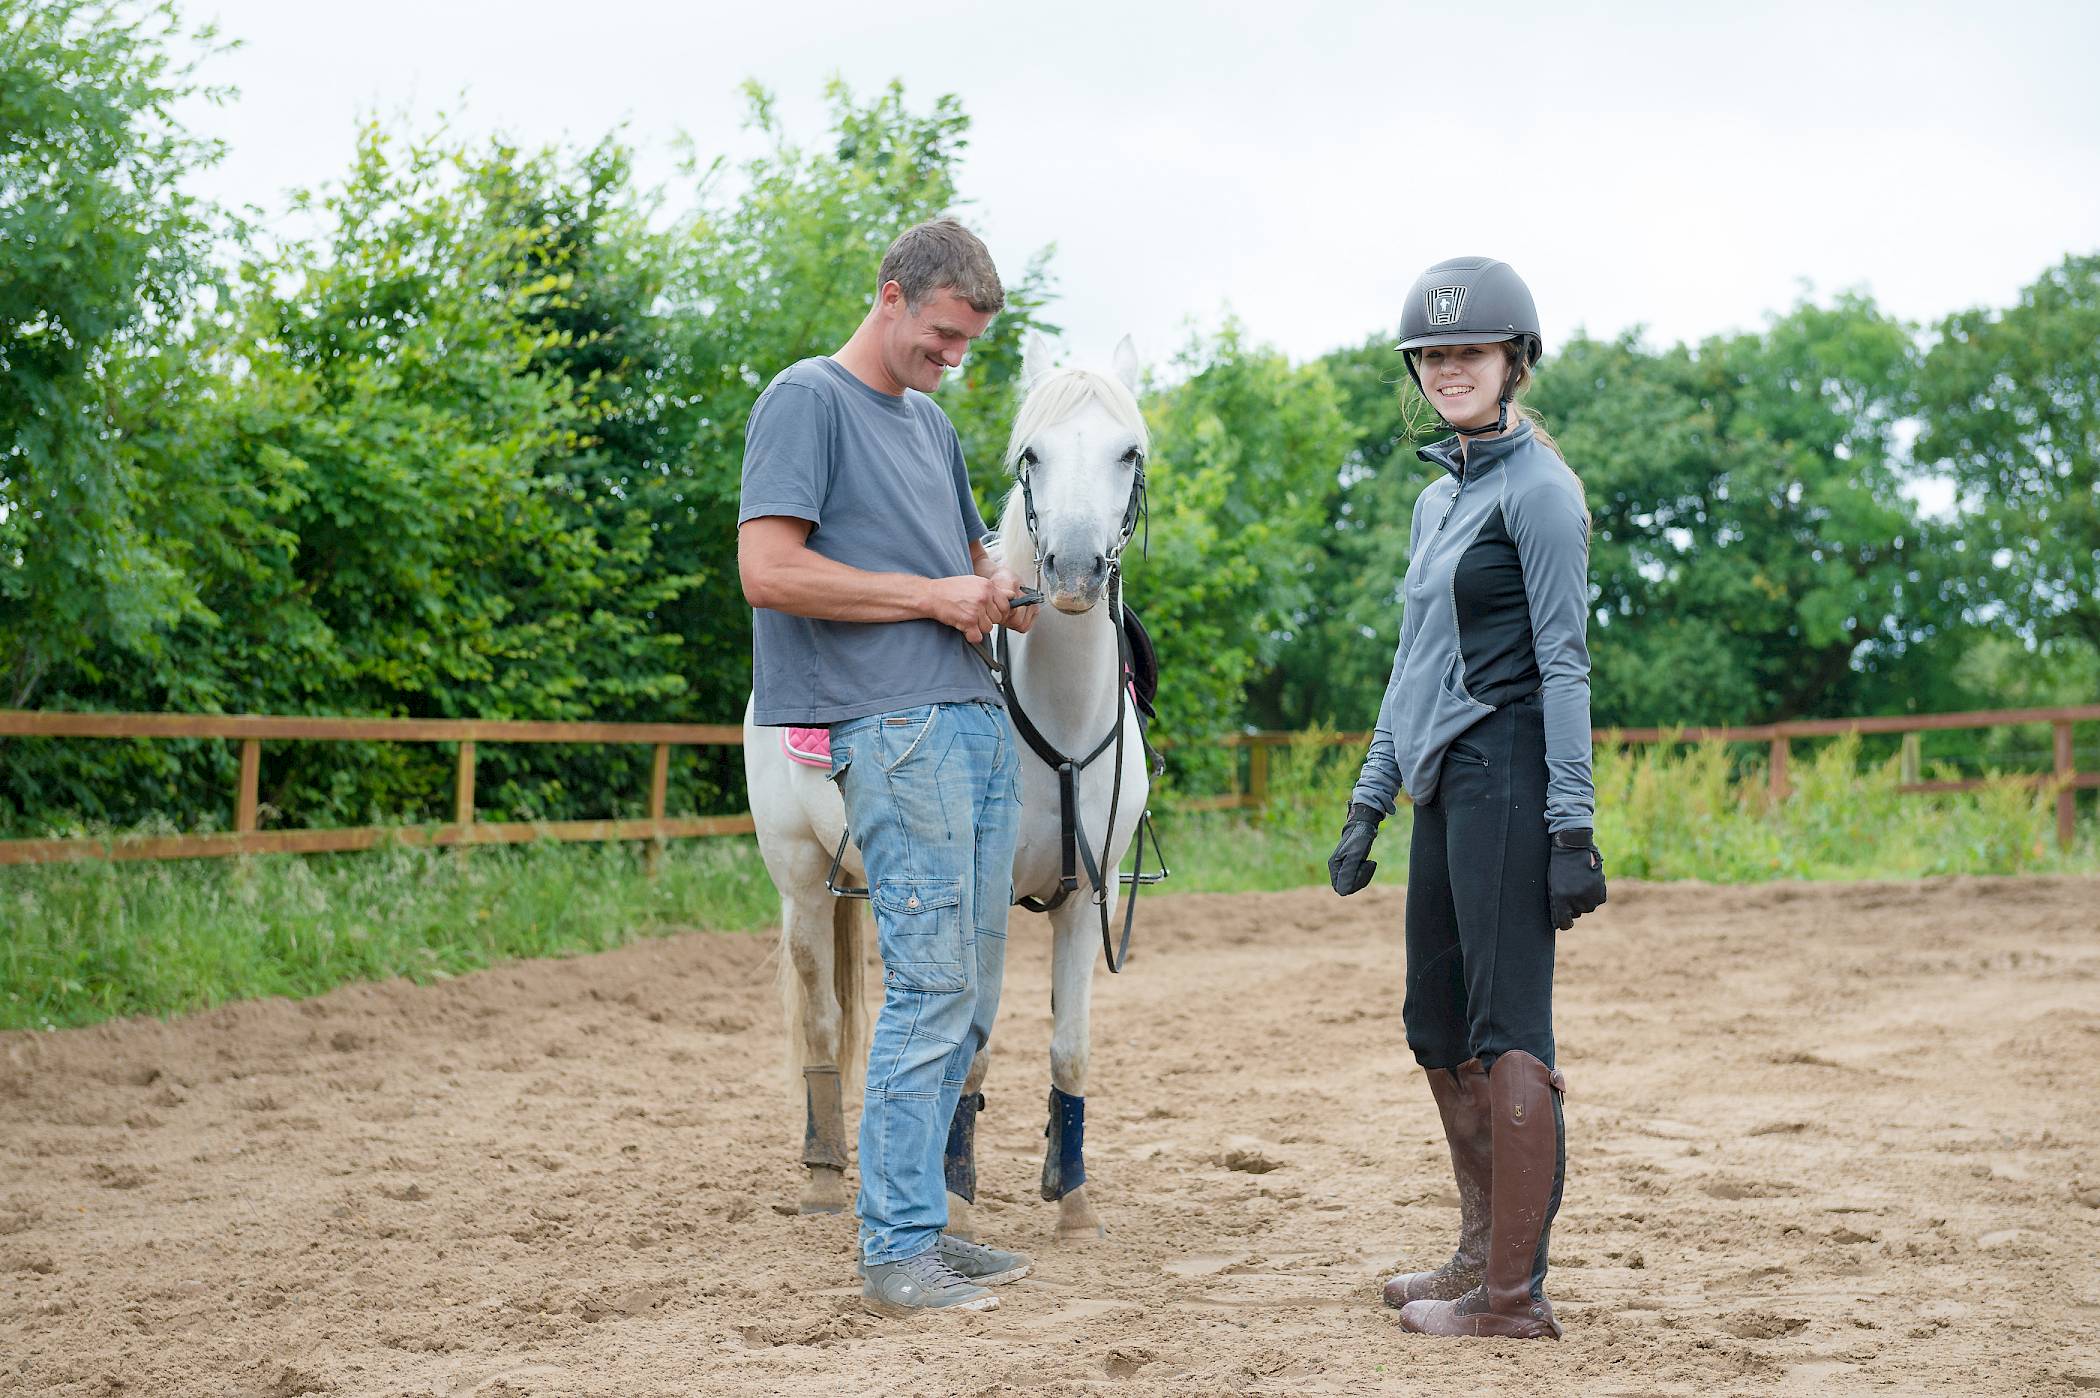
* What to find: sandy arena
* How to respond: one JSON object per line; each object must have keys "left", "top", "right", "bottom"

{"left": 4, "top": 876, "right": 2099, "bottom": 1395}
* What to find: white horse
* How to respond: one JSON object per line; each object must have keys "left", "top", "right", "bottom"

{"left": 744, "top": 332, "right": 1153, "bottom": 1241}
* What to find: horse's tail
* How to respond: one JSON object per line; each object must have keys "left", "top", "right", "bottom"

{"left": 832, "top": 894, "right": 867, "bottom": 1093}
{"left": 775, "top": 890, "right": 869, "bottom": 1100}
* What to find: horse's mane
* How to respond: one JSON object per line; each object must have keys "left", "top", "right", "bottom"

{"left": 991, "top": 367, "right": 1149, "bottom": 574}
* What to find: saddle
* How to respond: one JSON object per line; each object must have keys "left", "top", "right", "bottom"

{"left": 783, "top": 727, "right": 831, "bottom": 768}
{"left": 1122, "top": 605, "right": 1158, "bottom": 724}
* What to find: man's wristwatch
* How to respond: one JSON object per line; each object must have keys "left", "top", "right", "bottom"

{"left": 1551, "top": 827, "right": 1594, "bottom": 850}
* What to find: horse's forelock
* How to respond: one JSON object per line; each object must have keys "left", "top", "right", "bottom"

{"left": 993, "top": 367, "right": 1149, "bottom": 575}
{"left": 1002, "top": 368, "right": 1148, "bottom": 473}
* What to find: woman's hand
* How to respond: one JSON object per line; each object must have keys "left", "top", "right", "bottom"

{"left": 1328, "top": 803, "right": 1385, "bottom": 896}
{"left": 1547, "top": 829, "right": 1607, "bottom": 929}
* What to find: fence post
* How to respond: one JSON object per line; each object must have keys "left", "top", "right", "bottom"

{"left": 1247, "top": 741, "right": 1270, "bottom": 813}
{"left": 646, "top": 743, "right": 670, "bottom": 877}
{"left": 236, "top": 739, "right": 261, "bottom": 836}
{"left": 2056, "top": 722, "right": 2077, "bottom": 853}
{"left": 1769, "top": 735, "right": 1790, "bottom": 802}
{"left": 1899, "top": 732, "right": 1921, "bottom": 787}
{"left": 454, "top": 740, "right": 476, "bottom": 856}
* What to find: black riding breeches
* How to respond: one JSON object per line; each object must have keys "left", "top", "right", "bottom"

{"left": 1403, "top": 691, "right": 1556, "bottom": 1076}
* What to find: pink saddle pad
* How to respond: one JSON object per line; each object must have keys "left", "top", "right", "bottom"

{"left": 783, "top": 727, "right": 831, "bottom": 768}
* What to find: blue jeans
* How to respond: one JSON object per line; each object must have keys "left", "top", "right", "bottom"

{"left": 829, "top": 700, "right": 1018, "bottom": 1265}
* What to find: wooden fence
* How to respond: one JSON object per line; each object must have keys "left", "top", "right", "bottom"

{"left": 0, "top": 712, "right": 750, "bottom": 866}
{"left": 1, "top": 702, "right": 2095, "bottom": 865}
{"left": 1182, "top": 704, "right": 2100, "bottom": 851}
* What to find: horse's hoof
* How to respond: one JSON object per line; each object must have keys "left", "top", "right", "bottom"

{"left": 1054, "top": 1183, "right": 1105, "bottom": 1241}
{"left": 945, "top": 1191, "right": 977, "bottom": 1242}
{"left": 799, "top": 1165, "right": 850, "bottom": 1215}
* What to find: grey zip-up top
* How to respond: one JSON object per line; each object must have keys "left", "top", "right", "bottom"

{"left": 1350, "top": 419, "right": 1595, "bottom": 831}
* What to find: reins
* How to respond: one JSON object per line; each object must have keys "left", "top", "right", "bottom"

{"left": 825, "top": 427, "right": 1170, "bottom": 973}
{"left": 998, "top": 456, "right": 1167, "bottom": 974}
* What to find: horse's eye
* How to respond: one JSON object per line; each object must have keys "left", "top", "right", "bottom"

{"left": 1020, "top": 447, "right": 1039, "bottom": 468}
{"left": 1120, "top": 448, "right": 1143, "bottom": 467}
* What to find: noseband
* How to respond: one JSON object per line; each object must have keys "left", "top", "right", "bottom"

{"left": 1015, "top": 447, "right": 1149, "bottom": 615}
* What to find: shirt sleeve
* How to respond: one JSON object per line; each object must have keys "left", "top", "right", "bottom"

{"left": 1350, "top": 483, "right": 1437, "bottom": 815}
{"left": 1506, "top": 469, "right": 1596, "bottom": 831}
{"left": 738, "top": 381, "right": 832, "bottom": 527}
{"left": 944, "top": 416, "right": 989, "bottom": 544}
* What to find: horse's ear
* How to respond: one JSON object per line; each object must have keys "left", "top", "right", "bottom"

{"left": 1112, "top": 335, "right": 1141, "bottom": 394}
{"left": 1022, "top": 331, "right": 1055, "bottom": 389}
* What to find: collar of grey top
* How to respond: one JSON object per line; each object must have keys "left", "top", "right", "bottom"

{"left": 1416, "top": 417, "right": 1537, "bottom": 482}
{"left": 817, "top": 355, "right": 917, "bottom": 413}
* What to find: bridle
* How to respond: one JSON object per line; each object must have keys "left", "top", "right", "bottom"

{"left": 1001, "top": 439, "right": 1163, "bottom": 973}
{"left": 1014, "top": 443, "right": 1150, "bottom": 617}
{"left": 827, "top": 434, "right": 1170, "bottom": 972}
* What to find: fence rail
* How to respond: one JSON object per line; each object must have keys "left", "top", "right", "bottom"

{"left": 1187, "top": 704, "right": 2100, "bottom": 851}
{"left": 2, "top": 702, "right": 2095, "bottom": 865}
{"left": 0, "top": 711, "right": 750, "bottom": 867}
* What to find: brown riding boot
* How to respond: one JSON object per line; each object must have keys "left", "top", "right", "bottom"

{"left": 1383, "top": 1059, "right": 1492, "bottom": 1307}
{"left": 1398, "top": 1049, "right": 1566, "bottom": 1340}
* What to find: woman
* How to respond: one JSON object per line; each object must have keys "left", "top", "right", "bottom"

{"left": 1327, "top": 256, "right": 1607, "bottom": 1341}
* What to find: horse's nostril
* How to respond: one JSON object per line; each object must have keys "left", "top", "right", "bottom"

{"left": 1043, "top": 553, "right": 1056, "bottom": 574}
{"left": 1091, "top": 554, "right": 1106, "bottom": 573}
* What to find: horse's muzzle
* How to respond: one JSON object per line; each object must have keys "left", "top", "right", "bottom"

{"left": 1043, "top": 550, "right": 1109, "bottom": 612}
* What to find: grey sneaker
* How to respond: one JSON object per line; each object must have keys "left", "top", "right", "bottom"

{"left": 861, "top": 1249, "right": 999, "bottom": 1317}
{"left": 936, "top": 1233, "right": 1032, "bottom": 1286}
{"left": 856, "top": 1233, "right": 1033, "bottom": 1286}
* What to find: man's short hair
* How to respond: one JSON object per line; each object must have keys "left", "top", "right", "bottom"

{"left": 877, "top": 218, "right": 1005, "bottom": 315}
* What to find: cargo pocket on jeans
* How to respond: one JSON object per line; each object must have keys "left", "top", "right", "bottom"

{"left": 871, "top": 877, "right": 966, "bottom": 993}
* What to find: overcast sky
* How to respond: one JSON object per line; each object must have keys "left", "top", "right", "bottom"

{"left": 178, "top": 0, "right": 2100, "bottom": 372}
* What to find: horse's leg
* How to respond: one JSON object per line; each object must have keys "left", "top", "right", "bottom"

{"left": 783, "top": 889, "right": 851, "bottom": 1214}
{"left": 1043, "top": 903, "right": 1105, "bottom": 1240}
{"left": 943, "top": 1045, "right": 992, "bottom": 1242}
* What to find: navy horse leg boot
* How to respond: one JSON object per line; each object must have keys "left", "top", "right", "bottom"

{"left": 1042, "top": 1086, "right": 1103, "bottom": 1239}
{"left": 943, "top": 1090, "right": 984, "bottom": 1241}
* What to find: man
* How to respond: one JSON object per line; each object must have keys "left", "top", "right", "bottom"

{"left": 738, "top": 218, "right": 1039, "bottom": 1317}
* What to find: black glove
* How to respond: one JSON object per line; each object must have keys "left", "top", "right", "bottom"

{"left": 1547, "top": 828, "right": 1607, "bottom": 930}
{"left": 1328, "top": 802, "right": 1384, "bottom": 896}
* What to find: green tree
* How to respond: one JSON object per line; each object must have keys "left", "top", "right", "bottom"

{"left": 1917, "top": 253, "right": 2100, "bottom": 654}
{"left": 1529, "top": 295, "right": 1933, "bottom": 725}
{"left": 211, "top": 128, "right": 701, "bottom": 819}
{"left": 6, "top": 126, "right": 704, "bottom": 831}
{"left": 1271, "top": 330, "right": 1440, "bottom": 732}
{"left": 1139, "top": 323, "right": 1352, "bottom": 784}
{"left": 0, "top": 0, "right": 237, "bottom": 709}
{"left": 4, "top": 79, "right": 1066, "bottom": 835}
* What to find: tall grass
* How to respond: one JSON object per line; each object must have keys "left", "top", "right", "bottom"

{"left": 3, "top": 738, "right": 2090, "bottom": 1031}
{"left": 1595, "top": 733, "right": 2085, "bottom": 879}
{"left": 0, "top": 839, "right": 778, "bottom": 1032}
{"left": 1154, "top": 727, "right": 2096, "bottom": 891}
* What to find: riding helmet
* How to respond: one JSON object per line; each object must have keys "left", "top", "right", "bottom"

{"left": 1395, "top": 257, "right": 1542, "bottom": 370}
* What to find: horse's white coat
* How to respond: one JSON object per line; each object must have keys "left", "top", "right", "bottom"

{"left": 747, "top": 335, "right": 1151, "bottom": 1236}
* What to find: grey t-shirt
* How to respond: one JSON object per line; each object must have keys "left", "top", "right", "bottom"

{"left": 739, "top": 357, "right": 1000, "bottom": 726}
